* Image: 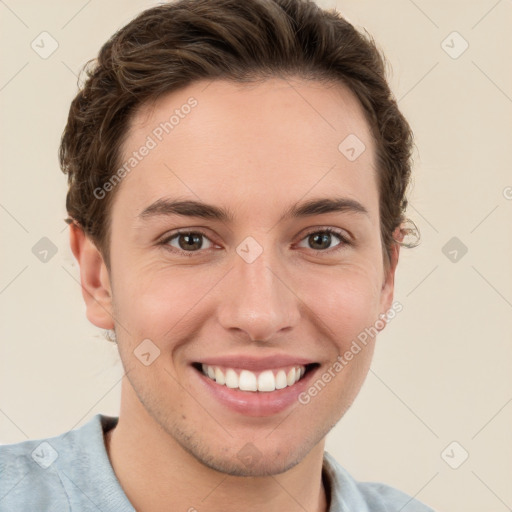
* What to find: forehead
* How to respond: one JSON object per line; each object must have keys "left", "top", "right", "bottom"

{"left": 114, "top": 77, "right": 378, "bottom": 222}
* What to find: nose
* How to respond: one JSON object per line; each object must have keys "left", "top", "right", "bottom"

{"left": 215, "top": 242, "right": 301, "bottom": 343}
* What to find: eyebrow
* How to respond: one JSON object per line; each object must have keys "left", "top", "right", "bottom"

{"left": 138, "top": 196, "right": 369, "bottom": 223}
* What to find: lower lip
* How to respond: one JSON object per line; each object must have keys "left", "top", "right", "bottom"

{"left": 192, "top": 365, "right": 319, "bottom": 417}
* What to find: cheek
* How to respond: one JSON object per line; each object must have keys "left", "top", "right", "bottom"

{"left": 301, "top": 263, "right": 384, "bottom": 348}
{"left": 112, "top": 246, "right": 385, "bottom": 351}
{"left": 111, "top": 263, "right": 216, "bottom": 344}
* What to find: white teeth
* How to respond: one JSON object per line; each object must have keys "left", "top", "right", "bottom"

{"left": 225, "top": 369, "right": 238, "bottom": 388}
{"left": 257, "top": 370, "right": 276, "bottom": 392}
{"left": 215, "top": 367, "right": 226, "bottom": 385}
{"left": 199, "top": 364, "right": 308, "bottom": 392}
{"left": 275, "top": 370, "right": 287, "bottom": 389}
{"left": 239, "top": 370, "right": 257, "bottom": 391}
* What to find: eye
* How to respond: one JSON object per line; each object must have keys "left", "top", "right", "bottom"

{"left": 296, "top": 228, "right": 350, "bottom": 253}
{"left": 159, "top": 227, "right": 351, "bottom": 257}
{"left": 161, "top": 230, "right": 215, "bottom": 256}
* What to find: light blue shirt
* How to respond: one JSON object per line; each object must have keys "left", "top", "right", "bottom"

{"left": 0, "top": 414, "right": 435, "bottom": 511}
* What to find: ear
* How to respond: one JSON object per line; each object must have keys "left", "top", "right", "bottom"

{"left": 378, "top": 239, "right": 400, "bottom": 330}
{"left": 69, "top": 222, "right": 114, "bottom": 329}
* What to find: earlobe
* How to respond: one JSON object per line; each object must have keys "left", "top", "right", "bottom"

{"left": 379, "top": 241, "right": 400, "bottom": 329}
{"left": 69, "top": 222, "right": 114, "bottom": 330}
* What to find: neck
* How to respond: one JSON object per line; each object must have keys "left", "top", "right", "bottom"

{"left": 105, "top": 392, "right": 328, "bottom": 512}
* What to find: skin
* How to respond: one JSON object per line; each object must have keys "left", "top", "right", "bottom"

{"left": 70, "top": 77, "right": 400, "bottom": 512}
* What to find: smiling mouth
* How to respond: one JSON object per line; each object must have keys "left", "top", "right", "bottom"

{"left": 192, "top": 362, "right": 319, "bottom": 392}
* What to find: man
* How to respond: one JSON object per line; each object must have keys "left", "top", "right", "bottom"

{"left": 0, "top": 0, "right": 433, "bottom": 510}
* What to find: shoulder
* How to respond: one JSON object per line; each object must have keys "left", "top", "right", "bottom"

{"left": 0, "top": 414, "right": 120, "bottom": 512}
{"left": 323, "top": 452, "right": 436, "bottom": 512}
{"left": 0, "top": 427, "right": 73, "bottom": 510}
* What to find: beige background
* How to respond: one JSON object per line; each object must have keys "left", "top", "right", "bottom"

{"left": 1, "top": 1, "right": 511, "bottom": 510}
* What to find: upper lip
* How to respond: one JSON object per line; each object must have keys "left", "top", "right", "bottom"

{"left": 195, "top": 355, "right": 316, "bottom": 371}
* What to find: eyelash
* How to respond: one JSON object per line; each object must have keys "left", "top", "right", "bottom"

{"left": 158, "top": 227, "right": 351, "bottom": 258}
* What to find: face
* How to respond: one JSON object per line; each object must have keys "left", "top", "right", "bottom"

{"left": 84, "top": 77, "right": 398, "bottom": 476}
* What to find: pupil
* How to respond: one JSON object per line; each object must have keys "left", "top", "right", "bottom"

{"left": 311, "top": 232, "right": 330, "bottom": 250}
{"left": 180, "top": 233, "right": 201, "bottom": 251}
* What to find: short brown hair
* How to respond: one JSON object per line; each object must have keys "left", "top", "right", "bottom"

{"left": 59, "top": 0, "right": 415, "bottom": 270}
